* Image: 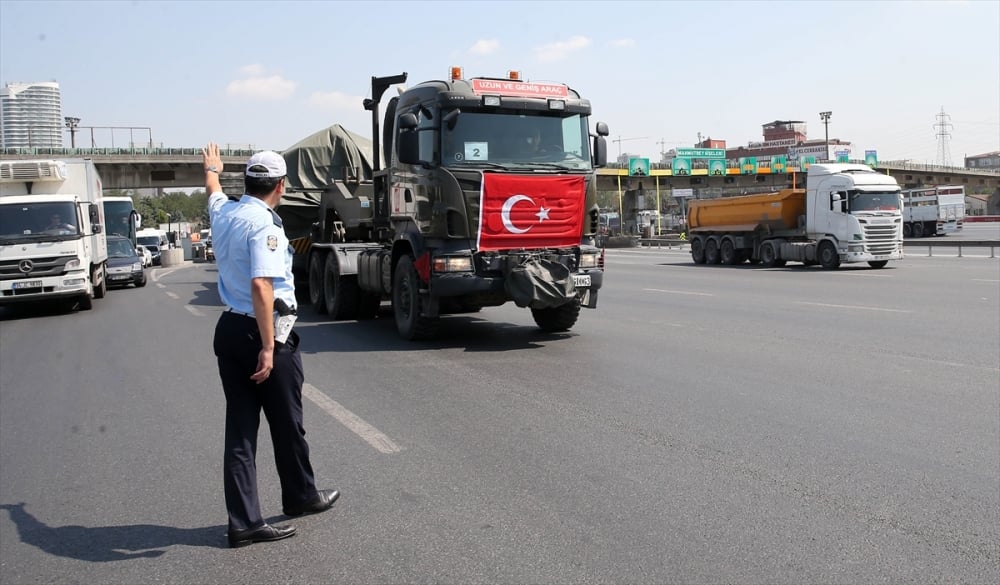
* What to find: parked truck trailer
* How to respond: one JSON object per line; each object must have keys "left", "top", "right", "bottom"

{"left": 688, "top": 163, "right": 903, "bottom": 269}
{"left": 280, "top": 68, "right": 610, "bottom": 339}
{"left": 0, "top": 158, "right": 109, "bottom": 309}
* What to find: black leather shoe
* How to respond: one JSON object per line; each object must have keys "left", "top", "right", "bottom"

{"left": 283, "top": 489, "right": 339, "bottom": 517}
{"left": 228, "top": 523, "right": 296, "bottom": 548}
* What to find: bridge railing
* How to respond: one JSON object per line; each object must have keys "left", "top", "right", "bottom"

{"left": 1, "top": 146, "right": 260, "bottom": 158}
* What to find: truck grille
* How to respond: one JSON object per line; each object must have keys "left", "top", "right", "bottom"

{"left": 0, "top": 256, "right": 73, "bottom": 281}
{"left": 861, "top": 220, "right": 900, "bottom": 255}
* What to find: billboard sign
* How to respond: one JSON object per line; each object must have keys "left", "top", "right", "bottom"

{"left": 629, "top": 157, "right": 650, "bottom": 176}
{"left": 676, "top": 148, "right": 725, "bottom": 158}
{"left": 671, "top": 157, "right": 692, "bottom": 175}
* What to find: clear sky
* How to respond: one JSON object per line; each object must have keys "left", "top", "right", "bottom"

{"left": 2, "top": 0, "right": 997, "bottom": 165}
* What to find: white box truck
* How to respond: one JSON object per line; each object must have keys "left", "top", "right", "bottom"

{"left": 0, "top": 159, "right": 109, "bottom": 310}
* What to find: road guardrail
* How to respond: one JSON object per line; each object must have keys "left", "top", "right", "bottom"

{"left": 629, "top": 238, "right": 998, "bottom": 259}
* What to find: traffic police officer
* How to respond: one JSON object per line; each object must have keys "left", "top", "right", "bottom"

{"left": 202, "top": 143, "right": 339, "bottom": 548}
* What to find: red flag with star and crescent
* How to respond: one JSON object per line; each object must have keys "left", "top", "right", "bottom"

{"left": 477, "top": 174, "right": 586, "bottom": 252}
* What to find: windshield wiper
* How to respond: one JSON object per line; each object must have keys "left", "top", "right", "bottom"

{"left": 448, "top": 161, "right": 511, "bottom": 170}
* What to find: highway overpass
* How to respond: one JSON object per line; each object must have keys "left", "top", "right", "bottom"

{"left": 1, "top": 147, "right": 998, "bottom": 200}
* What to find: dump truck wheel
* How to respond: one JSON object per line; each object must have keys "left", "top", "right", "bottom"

{"left": 324, "top": 253, "right": 359, "bottom": 320}
{"left": 393, "top": 255, "right": 438, "bottom": 340}
{"left": 912, "top": 222, "right": 925, "bottom": 238}
{"left": 903, "top": 223, "right": 912, "bottom": 238}
{"left": 868, "top": 260, "right": 888, "bottom": 269}
{"left": 759, "top": 241, "right": 783, "bottom": 268}
{"left": 309, "top": 252, "right": 327, "bottom": 314}
{"left": 78, "top": 293, "right": 93, "bottom": 311}
{"left": 690, "top": 237, "right": 706, "bottom": 264}
{"left": 532, "top": 300, "right": 581, "bottom": 333}
{"left": 720, "top": 239, "right": 740, "bottom": 265}
{"left": 818, "top": 241, "right": 841, "bottom": 270}
{"left": 704, "top": 239, "right": 721, "bottom": 265}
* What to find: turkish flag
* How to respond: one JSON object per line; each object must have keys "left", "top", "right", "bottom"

{"left": 477, "top": 174, "right": 586, "bottom": 252}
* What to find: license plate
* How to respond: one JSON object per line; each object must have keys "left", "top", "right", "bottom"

{"left": 12, "top": 280, "right": 43, "bottom": 289}
{"left": 110, "top": 274, "right": 131, "bottom": 280}
{"left": 573, "top": 274, "right": 591, "bottom": 288}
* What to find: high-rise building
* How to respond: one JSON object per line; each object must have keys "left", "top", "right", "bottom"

{"left": 0, "top": 81, "right": 64, "bottom": 148}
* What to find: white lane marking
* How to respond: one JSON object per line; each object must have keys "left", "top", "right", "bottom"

{"left": 303, "top": 383, "right": 401, "bottom": 454}
{"left": 795, "top": 301, "right": 912, "bottom": 313}
{"left": 185, "top": 305, "right": 204, "bottom": 317}
{"left": 643, "top": 288, "right": 714, "bottom": 297}
{"left": 156, "top": 283, "right": 166, "bottom": 289}
{"left": 165, "top": 291, "right": 179, "bottom": 299}
{"left": 972, "top": 279, "right": 1000, "bottom": 283}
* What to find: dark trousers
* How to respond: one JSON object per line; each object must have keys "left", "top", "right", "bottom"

{"left": 214, "top": 311, "right": 316, "bottom": 531}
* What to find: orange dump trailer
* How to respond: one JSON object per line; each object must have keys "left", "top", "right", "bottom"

{"left": 688, "top": 189, "right": 806, "bottom": 232}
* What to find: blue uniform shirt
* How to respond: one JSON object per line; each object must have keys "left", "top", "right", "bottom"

{"left": 208, "top": 192, "right": 295, "bottom": 314}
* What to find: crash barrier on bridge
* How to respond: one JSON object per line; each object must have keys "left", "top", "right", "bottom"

{"left": 630, "top": 238, "right": 998, "bottom": 258}
{"left": 160, "top": 248, "right": 185, "bottom": 267}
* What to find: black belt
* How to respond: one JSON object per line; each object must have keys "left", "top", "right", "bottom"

{"left": 226, "top": 308, "right": 255, "bottom": 318}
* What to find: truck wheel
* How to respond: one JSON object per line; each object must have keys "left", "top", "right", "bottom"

{"left": 704, "top": 239, "right": 721, "bottom": 264}
{"left": 93, "top": 265, "right": 107, "bottom": 299}
{"left": 818, "top": 241, "right": 841, "bottom": 269}
{"left": 868, "top": 260, "right": 888, "bottom": 269}
{"left": 903, "top": 223, "right": 912, "bottom": 238}
{"left": 308, "top": 252, "right": 327, "bottom": 314}
{"left": 324, "top": 253, "right": 358, "bottom": 320}
{"left": 759, "top": 241, "right": 782, "bottom": 268}
{"left": 690, "top": 237, "right": 706, "bottom": 264}
{"left": 78, "top": 294, "right": 93, "bottom": 311}
{"left": 913, "top": 222, "right": 924, "bottom": 238}
{"left": 720, "top": 239, "right": 739, "bottom": 265}
{"left": 532, "top": 300, "right": 581, "bottom": 333}
{"left": 393, "top": 255, "right": 438, "bottom": 340}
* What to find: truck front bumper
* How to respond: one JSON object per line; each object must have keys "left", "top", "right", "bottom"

{"left": 430, "top": 269, "right": 604, "bottom": 305}
{"left": 0, "top": 273, "right": 90, "bottom": 305}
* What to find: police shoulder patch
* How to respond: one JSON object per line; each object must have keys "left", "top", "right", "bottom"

{"left": 267, "top": 235, "right": 278, "bottom": 251}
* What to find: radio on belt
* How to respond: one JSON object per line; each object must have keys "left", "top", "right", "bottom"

{"left": 273, "top": 298, "right": 297, "bottom": 344}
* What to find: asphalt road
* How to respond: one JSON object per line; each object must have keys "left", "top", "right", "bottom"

{"left": 1, "top": 249, "right": 997, "bottom": 584}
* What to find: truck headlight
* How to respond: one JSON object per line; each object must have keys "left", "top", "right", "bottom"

{"left": 848, "top": 244, "right": 864, "bottom": 253}
{"left": 432, "top": 256, "right": 473, "bottom": 272}
{"left": 66, "top": 258, "right": 81, "bottom": 269}
{"left": 579, "top": 252, "right": 600, "bottom": 268}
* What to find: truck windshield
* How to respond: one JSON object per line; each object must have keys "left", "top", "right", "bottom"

{"left": 850, "top": 190, "right": 901, "bottom": 212}
{"left": 0, "top": 201, "right": 80, "bottom": 242}
{"left": 441, "top": 111, "right": 592, "bottom": 170}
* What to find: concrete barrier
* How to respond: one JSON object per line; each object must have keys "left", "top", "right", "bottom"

{"left": 160, "top": 248, "right": 185, "bottom": 267}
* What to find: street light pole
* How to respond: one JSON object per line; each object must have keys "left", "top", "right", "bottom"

{"left": 64, "top": 117, "right": 81, "bottom": 148}
{"left": 819, "top": 111, "right": 832, "bottom": 161}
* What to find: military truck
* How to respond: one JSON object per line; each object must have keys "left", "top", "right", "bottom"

{"left": 279, "top": 69, "right": 609, "bottom": 339}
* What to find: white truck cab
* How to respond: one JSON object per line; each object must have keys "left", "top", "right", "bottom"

{"left": 0, "top": 159, "right": 109, "bottom": 310}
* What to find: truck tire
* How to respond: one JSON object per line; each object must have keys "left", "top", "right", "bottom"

{"left": 93, "top": 265, "right": 106, "bottom": 299}
{"left": 532, "top": 300, "right": 581, "bottom": 333}
{"left": 759, "top": 241, "right": 785, "bottom": 268}
{"left": 912, "top": 222, "right": 924, "bottom": 238}
{"left": 720, "top": 239, "right": 739, "bottom": 265}
{"left": 308, "top": 252, "right": 327, "bottom": 314}
{"left": 393, "top": 255, "right": 438, "bottom": 340}
{"left": 818, "top": 241, "right": 841, "bottom": 269}
{"left": 78, "top": 294, "right": 93, "bottom": 311}
{"left": 690, "top": 237, "right": 706, "bottom": 264}
{"left": 704, "top": 239, "right": 721, "bottom": 265}
{"left": 324, "top": 253, "right": 359, "bottom": 320}
{"left": 868, "top": 260, "right": 888, "bottom": 269}
{"left": 903, "top": 223, "right": 912, "bottom": 238}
